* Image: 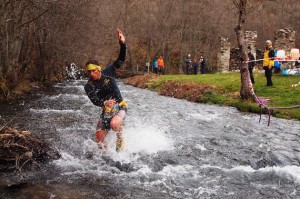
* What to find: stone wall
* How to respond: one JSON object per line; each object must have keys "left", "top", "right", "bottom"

{"left": 244, "top": 31, "right": 258, "bottom": 58}
{"left": 229, "top": 48, "right": 241, "bottom": 71}
{"left": 274, "top": 28, "right": 296, "bottom": 69}
{"left": 217, "top": 37, "right": 230, "bottom": 72}
{"left": 229, "top": 31, "right": 258, "bottom": 71}
{"left": 274, "top": 28, "right": 296, "bottom": 51}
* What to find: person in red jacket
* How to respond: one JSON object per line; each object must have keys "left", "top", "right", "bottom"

{"left": 157, "top": 56, "right": 165, "bottom": 75}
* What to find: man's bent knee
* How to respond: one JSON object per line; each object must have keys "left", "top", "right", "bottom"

{"left": 110, "top": 116, "right": 123, "bottom": 132}
{"left": 96, "top": 130, "right": 108, "bottom": 143}
{"left": 110, "top": 110, "right": 126, "bottom": 131}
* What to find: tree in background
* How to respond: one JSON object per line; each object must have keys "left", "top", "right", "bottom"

{"left": 233, "top": 0, "right": 254, "bottom": 100}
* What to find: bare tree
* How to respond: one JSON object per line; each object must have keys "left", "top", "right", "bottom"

{"left": 233, "top": 0, "right": 254, "bottom": 100}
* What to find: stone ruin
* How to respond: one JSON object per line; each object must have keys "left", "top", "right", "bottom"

{"left": 245, "top": 31, "right": 258, "bottom": 57}
{"left": 274, "top": 28, "right": 296, "bottom": 69}
{"left": 274, "top": 28, "right": 296, "bottom": 51}
{"left": 230, "top": 31, "right": 258, "bottom": 71}
{"left": 229, "top": 48, "right": 242, "bottom": 71}
{"left": 217, "top": 37, "right": 231, "bottom": 72}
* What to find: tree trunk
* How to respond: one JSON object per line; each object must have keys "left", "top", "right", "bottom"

{"left": 233, "top": 0, "right": 254, "bottom": 100}
{"left": 35, "top": 29, "right": 48, "bottom": 81}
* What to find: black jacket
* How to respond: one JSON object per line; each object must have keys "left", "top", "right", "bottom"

{"left": 84, "top": 44, "right": 127, "bottom": 108}
{"left": 248, "top": 52, "right": 255, "bottom": 69}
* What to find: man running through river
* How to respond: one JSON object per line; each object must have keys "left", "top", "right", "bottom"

{"left": 84, "top": 28, "right": 127, "bottom": 152}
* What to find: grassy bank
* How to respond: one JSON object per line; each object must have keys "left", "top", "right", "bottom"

{"left": 124, "top": 71, "right": 300, "bottom": 120}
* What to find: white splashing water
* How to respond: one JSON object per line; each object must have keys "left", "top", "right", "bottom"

{"left": 124, "top": 125, "right": 174, "bottom": 154}
{"left": 54, "top": 119, "right": 174, "bottom": 168}
{"left": 231, "top": 165, "right": 300, "bottom": 184}
{"left": 29, "top": 108, "right": 83, "bottom": 114}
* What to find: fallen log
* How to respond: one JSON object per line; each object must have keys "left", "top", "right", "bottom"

{"left": 0, "top": 127, "right": 60, "bottom": 172}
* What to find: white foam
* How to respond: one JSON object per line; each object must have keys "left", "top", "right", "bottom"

{"left": 158, "top": 164, "right": 196, "bottom": 176}
{"left": 29, "top": 108, "right": 82, "bottom": 114}
{"left": 86, "top": 124, "right": 175, "bottom": 163}
{"left": 123, "top": 125, "right": 174, "bottom": 155}
{"left": 82, "top": 139, "right": 102, "bottom": 154}
{"left": 230, "top": 165, "right": 257, "bottom": 172}
{"left": 195, "top": 144, "right": 207, "bottom": 151}
{"left": 46, "top": 94, "right": 88, "bottom": 100}
{"left": 53, "top": 120, "right": 175, "bottom": 171}
{"left": 53, "top": 146, "right": 106, "bottom": 174}
{"left": 53, "top": 152, "right": 85, "bottom": 168}
{"left": 265, "top": 165, "right": 300, "bottom": 184}
{"left": 135, "top": 165, "right": 153, "bottom": 174}
{"left": 120, "top": 90, "right": 134, "bottom": 93}
{"left": 198, "top": 164, "right": 300, "bottom": 185}
{"left": 193, "top": 186, "right": 219, "bottom": 198}
{"left": 53, "top": 85, "right": 84, "bottom": 89}
{"left": 56, "top": 126, "right": 92, "bottom": 132}
{"left": 189, "top": 113, "right": 218, "bottom": 121}
{"left": 231, "top": 165, "right": 300, "bottom": 183}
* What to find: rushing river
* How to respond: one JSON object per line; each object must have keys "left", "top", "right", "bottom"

{"left": 0, "top": 80, "right": 300, "bottom": 199}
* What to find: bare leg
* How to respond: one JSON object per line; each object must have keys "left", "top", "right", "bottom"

{"left": 110, "top": 111, "right": 126, "bottom": 152}
{"left": 96, "top": 129, "right": 108, "bottom": 149}
{"left": 116, "top": 131, "right": 124, "bottom": 152}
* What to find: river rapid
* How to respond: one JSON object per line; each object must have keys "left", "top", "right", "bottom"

{"left": 0, "top": 80, "right": 300, "bottom": 199}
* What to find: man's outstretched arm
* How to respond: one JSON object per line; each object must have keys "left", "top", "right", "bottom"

{"left": 114, "top": 28, "right": 127, "bottom": 69}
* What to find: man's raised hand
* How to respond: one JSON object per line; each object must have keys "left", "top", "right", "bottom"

{"left": 117, "top": 28, "right": 125, "bottom": 44}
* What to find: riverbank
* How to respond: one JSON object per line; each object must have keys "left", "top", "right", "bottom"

{"left": 0, "top": 78, "right": 60, "bottom": 102}
{"left": 124, "top": 72, "right": 300, "bottom": 120}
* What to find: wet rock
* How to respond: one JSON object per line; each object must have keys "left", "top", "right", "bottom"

{"left": 115, "top": 161, "right": 135, "bottom": 173}
{"left": 102, "top": 156, "right": 135, "bottom": 173}
{"left": 250, "top": 158, "right": 277, "bottom": 170}
{"left": 84, "top": 151, "right": 94, "bottom": 159}
{"left": 150, "top": 156, "right": 179, "bottom": 172}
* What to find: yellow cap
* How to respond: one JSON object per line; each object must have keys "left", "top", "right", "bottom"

{"left": 86, "top": 64, "right": 102, "bottom": 71}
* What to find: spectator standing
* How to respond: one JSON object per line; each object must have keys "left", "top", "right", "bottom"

{"left": 152, "top": 58, "right": 158, "bottom": 74}
{"left": 192, "top": 58, "right": 199, "bottom": 75}
{"left": 185, "top": 54, "right": 192, "bottom": 75}
{"left": 157, "top": 56, "right": 165, "bottom": 75}
{"left": 200, "top": 55, "right": 206, "bottom": 74}
{"left": 263, "top": 40, "right": 275, "bottom": 86}
{"left": 247, "top": 48, "right": 255, "bottom": 84}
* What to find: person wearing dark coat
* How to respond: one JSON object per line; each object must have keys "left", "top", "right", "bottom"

{"left": 185, "top": 54, "right": 192, "bottom": 75}
{"left": 200, "top": 55, "right": 206, "bottom": 74}
{"left": 247, "top": 48, "right": 255, "bottom": 84}
{"left": 192, "top": 58, "right": 199, "bottom": 75}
